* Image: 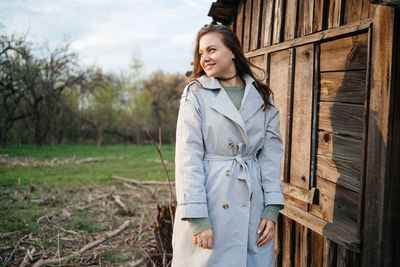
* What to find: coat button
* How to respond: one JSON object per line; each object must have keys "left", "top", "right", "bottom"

{"left": 222, "top": 202, "right": 229, "bottom": 209}
{"left": 228, "top": 143, "right": 234, "bottom": 150}
{"left": 226, "top": 170, "right": 232, "bottom": 176}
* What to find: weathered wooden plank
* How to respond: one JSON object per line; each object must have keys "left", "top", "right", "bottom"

{"left": 270, "top": 49, "right": 292, "bottom": 180}
{"left": 284, "top": 194, "right": 308, "bottom": 211}
{"left": 282, "top": 182, "right": 318, "bottom": 204}
{"left": 282, "top": 216, "right": 294, "bottom": 267}
{"left": 328, "top": 0, "right": 344, "bottom": 28}
{"left": 362, "top": 5, "right": 396, "bottom": 266}
{"left": 297, "top": 0, "right": 305, "bottom": 37}
{"left": 261, "top": 0, "right": 274, "bottom": 47}
{"left": 296, "top": 0, "right": 314, "bottom": 36}
{"left": 337, "top": 246, "right": 360, "bottom": 266}
{"left": 274, "top": 215, "right": 283, "bottom": 266}
{"left": 251, "top": 0, "right": 259, "bottom": 48}
{"left": 318, "top": 102, "right": 364, "bottom": 138}
{"left": 361, "top": 0, "right": 374, "bottom": 19}
{"left": 243, "top": 0, "right": 252, "bottom": 52}
{"left": 320, "top": 71, "right": 366, "bottom": 104}
{"left": 250, "top": 0, "right": 261, "bottom": 50}
{"left": 316, "top": 154, "right": 361, "bottom": 193}
{"left": 309, "top": 177, "right": 358, "bottom": 230}
{"left": 310, "top": 231, "right": 324, "bottom": 267}
{"left": 382, "top": 9, "right": 400, "bottom": 267}
{"left": 343, "top": 0, "right": 362, "bottom": 25}
{"left": 349, "top": 249, "right": 361, "bottom": 266}
{"left": 290, "top": 44, "right": 314, "bottom": 189}
{"left": 320, "top": 33, "right": 368, "bottom": 71}
{"left": 313, "top": 0, "right": 326, "bottom": 32}
{"left": 337, "top": 246, "right": 348, "bottom": 266}
{"left": 249, "top": 55, "right": 266, "bottom": 81}
{"left": 236, "top": 1, "right": 245, "bottom": 45}
{"left": 304, "top": 0, "right": 314, "bottom": 35}
{"left": 280, "top": 203, "right": 361, "bottom": 252}
{"left": 317, "top": 131, "right": 363, "bottom": 164}
{"left": 294, "top": 223, "right": 309, "bottom": 267}
{"left": 322, "top": 238, "right": 337, "bottom": 267}
{"left": 362, "top": 0, "right": 375, "bottom": 19}
{"left": 245, "top": 18, "right": 372, "bottom": 59}
{"left": 272, "top": 0, "right": 284, "bottom": 44}
{"left": 284, "top": 0, "right": 297, "bottom": 40}
{"left": 356, "top": 28, "right": 371, "bottom": 239}
{"left": 282, "top": 204, "right": 326, "bottom": 236}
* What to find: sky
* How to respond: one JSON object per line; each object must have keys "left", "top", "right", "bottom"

{"left": 0, "top": 0, "right": 214, "bottom": 75}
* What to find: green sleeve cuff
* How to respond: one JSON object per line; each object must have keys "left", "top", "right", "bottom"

{"left": 188, "top": 217, "right": 212, "bottom": 236}
{"left": 261, "top": 205, "right": 283, "bottom": 223}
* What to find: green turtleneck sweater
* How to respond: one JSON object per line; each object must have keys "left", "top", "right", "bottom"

{"left": 188, "top": 84, "right": 282, "bottom": 235}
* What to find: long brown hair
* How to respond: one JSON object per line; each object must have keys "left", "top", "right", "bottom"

{"left": 189, "top": 24, "right": 273, "bottom": 109}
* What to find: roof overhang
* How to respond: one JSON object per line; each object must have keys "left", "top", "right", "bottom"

{"left": 207, "top": 0, "right": 241, "bottom": 25}
{"left": 370, "top": 0, "right": 400, "bottom": 7}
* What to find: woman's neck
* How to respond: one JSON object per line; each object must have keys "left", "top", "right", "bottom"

{"left": 219, "top": 76, "right": 244, "bottom": 87}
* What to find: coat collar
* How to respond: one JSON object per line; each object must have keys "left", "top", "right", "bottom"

{"left": 196, "top": 74, "right": 265, "bottom": 142}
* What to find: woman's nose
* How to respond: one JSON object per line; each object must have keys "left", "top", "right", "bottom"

{"left": 202, "top": 52, "right": 210, "bottom": 61}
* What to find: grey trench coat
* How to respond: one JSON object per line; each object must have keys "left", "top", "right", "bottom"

{"left": 172, "top": 74, "right": 284, "bottom": 267}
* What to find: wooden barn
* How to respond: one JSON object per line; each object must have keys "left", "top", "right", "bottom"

{"left": 207, "top": 0, "right": 399, "bottom": 266}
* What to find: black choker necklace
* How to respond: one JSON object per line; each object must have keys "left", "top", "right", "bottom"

{"left": 217, "top": 73, "right": 238, "bottom": 81}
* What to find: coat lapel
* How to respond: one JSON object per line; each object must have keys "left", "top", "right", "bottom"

{"left": 210, "top": 88, "right": 246, "bottom": 132}
{"left": 196, "top": 74, "right": 264, "bottom": 142}
{"left": 239, "top": 76, "right": 265, "bottom": 122}
{"left": 197, "top": 75, "right": 247, "bottom": 139}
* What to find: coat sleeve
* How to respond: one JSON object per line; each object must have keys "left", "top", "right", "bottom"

{"left": 175, "top": 83, "right": 208, "bottom": 220}
{"left": 258, "top": 102, "right": 285, "bottom": 207}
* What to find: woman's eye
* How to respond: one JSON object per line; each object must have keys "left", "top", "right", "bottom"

{"left": 209, "top": 48, "right": 215, "bottom": 53}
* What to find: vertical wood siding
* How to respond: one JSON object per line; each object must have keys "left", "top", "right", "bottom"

{"left": 231, "top": 0, "right": 384, "bottom": 264}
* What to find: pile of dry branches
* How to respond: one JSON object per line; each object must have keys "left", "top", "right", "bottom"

{"left": 0, "top": 154, "right": 101, "bottom": 167}
{"left": 1, "top": 178, "right": 175, "bottom": 267}
{"left": 1, "top": 130, "right": 176, "bottom": 266}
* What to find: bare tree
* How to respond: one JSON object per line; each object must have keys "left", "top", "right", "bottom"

{"left": 0, "top": 33, "right": 35, "bottom": 147}
{"left": 26, "top": 44, "right": 86, "bottom": 145}
{"left": 141, "top": 70, "right": 186, "bottom": 143}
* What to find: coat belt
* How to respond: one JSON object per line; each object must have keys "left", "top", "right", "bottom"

{"left": 203, "top": 153, "right": 257, "bottom": 196}
{"left": 203, "top": 153, "right": 256, "bottom": 164}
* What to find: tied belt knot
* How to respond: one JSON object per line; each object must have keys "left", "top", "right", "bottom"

{"left": 203, "top": 153, "right": 256, "bottom": 166}
{"left": 203, "top": 153, "right": 257, "bottom": 193}
{"left": 234, "top": 154, "right": 252, "bottom": 166}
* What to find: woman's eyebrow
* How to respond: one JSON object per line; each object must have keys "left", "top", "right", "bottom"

{"left": 199, "top": 44, "right": 216, "bottom": 51}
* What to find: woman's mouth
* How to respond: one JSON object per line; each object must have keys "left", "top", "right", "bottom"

{"left": 204, "top": 63, "right": 215, "bottom": 70}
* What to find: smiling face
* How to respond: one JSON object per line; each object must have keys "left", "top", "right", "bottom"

{"left": 199, "top": 32, "right": 236, "bottom": 78}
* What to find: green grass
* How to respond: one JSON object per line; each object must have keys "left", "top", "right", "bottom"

{"left": 0, "top": 144, "right": 175, "bottom": 188}
{"left": 102, "top": 250, "right": 130, "bottom": 263}
{"left": 70, "top": 217, "right": 106, "bottom": 233}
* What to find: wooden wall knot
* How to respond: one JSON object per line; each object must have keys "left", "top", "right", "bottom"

{"left": 323, "top": 132, "right": 331, "bottom": 143}
{"left": 347, "top": 45, "right": 358, "bottom": 61}
{"left": 303, "top": 50, "right": 310, "bottom": 57}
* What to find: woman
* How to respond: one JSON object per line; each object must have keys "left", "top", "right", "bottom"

{"left": 172, "top": 24, "right": 284, "bottom": 267}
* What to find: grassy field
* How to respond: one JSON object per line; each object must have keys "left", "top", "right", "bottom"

{"left": 0, "top": 144, "right": 175, "bottom": 186}
{"left": 0, "top": 144, "right": 176, "bottom": 266}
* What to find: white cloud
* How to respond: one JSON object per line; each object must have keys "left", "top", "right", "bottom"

{"left": 1, "top": 0, "right": 214, "bottom": 75}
